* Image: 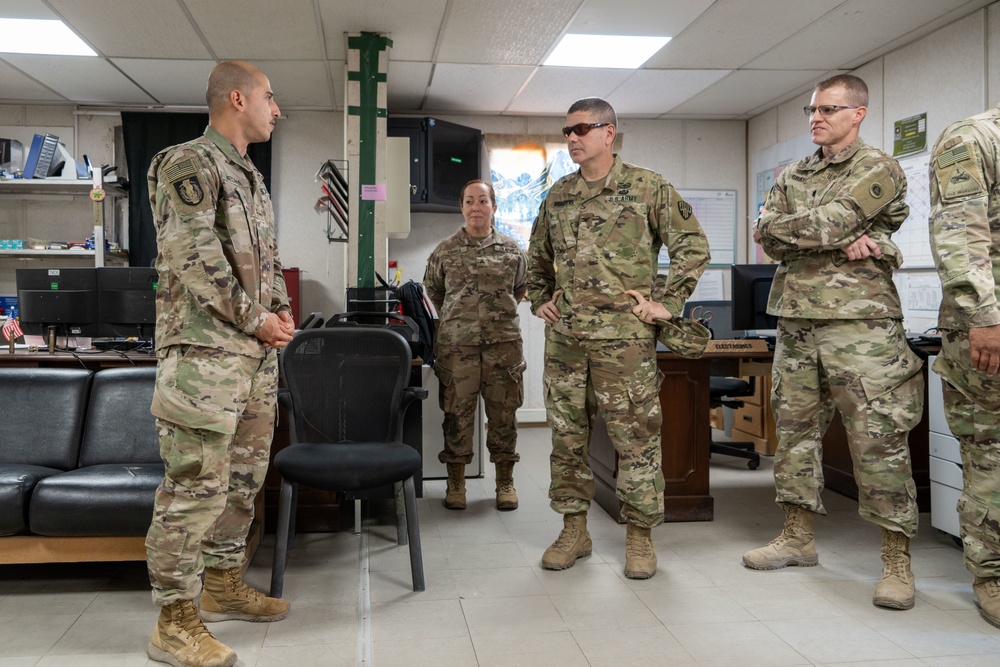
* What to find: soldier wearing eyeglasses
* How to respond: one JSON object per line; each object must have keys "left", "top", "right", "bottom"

{"left": 928, "top": 103, "right": 1000, "bottom": 629}
{"left": 527, "top": 97, "right": 710, "bottom": 579}
{"left": 745, "top": 74, "right": 923, "bottom": 612}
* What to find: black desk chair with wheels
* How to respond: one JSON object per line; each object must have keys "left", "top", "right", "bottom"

{"left": 269, "top": 327, "right": 428, "bottom": 595}
{"left": 682, "top": 300, "right": 761, "bottom": 470}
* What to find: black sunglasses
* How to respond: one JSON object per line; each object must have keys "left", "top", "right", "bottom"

{"left": 562, "top": 122, "right": 610, "bottom": 138}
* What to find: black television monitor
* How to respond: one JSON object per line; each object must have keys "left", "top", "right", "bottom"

{"left": 387, "top": 117, "right": 482, "bottom": 212}
{"left": 16, "top": 267, "right": 100, "bottom": 337}
{"left": 97, "top": 267, "right": 158, "bottom": 339}
{"left": 731, "top": 263, "right": 779, "bottom": 332}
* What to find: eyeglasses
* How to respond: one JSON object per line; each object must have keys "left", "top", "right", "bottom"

{"left": 562, "top": 122, "right": 610, "bottom": 138}
{"left": 803, "top": 105, "right": 860, "bottom": 117}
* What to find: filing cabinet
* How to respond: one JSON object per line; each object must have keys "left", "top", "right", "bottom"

{"left": 928, "top": 355, "right": 961, "bottom": 539}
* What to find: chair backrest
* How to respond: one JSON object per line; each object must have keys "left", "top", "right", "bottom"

{"left": 682, "top": 300, "right": 740, "bottom": 340}
{"left": 279, "top": 327, "right": 411, "bottom": 444}
{"left": 78, "top": 366, "right": 159, "bottom": 466}
{"left": 0, "top": 368, "right": 93, "bottom": 468}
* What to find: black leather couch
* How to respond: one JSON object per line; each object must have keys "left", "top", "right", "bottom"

{"left": 0, "top": 365, "right": 162, "bottom": 563}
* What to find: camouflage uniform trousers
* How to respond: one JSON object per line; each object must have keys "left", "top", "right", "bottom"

{"left": 146, "top": 344, "right": 278, "bottom": 606}
{"left": 544, "top": 330, "right": 664, "bottom": 528}
{"left": 772, "top": 317, "right": 923, "bottom": 537}
{"left": 935, "top": 330, "right": 1000, "bottom": 578}
{"left": 434, "top": 340, "right": 525, "bottom": 464}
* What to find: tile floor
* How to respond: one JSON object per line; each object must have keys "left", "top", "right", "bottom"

{"left": 1, "top": 425, "right": 998, "bottom": 666}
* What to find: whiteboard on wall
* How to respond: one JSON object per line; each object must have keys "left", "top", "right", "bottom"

{"left": 658, "top": 189, "right": 737, "bottom": 266}
{"left": 895, "top": 153, "right": 934, "bottom": 268}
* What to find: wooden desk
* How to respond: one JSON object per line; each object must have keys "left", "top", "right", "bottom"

{"left": 590, "top": 348, "right": 772, "bottom": 523}
{"left": 0, "top": 348, "right": 157, "bottom": 368}
{"left": 588, "top": 347, "right": 932, "bottom": 522}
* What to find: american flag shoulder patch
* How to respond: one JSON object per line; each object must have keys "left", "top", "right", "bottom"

{"left": 937, "top": 144, "right": 971, "bottom": 169}
{"left": 162, "top": 158, "right": 198, "bottom": 184}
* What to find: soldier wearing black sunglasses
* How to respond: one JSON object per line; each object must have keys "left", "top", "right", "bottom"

{"left": 527, "top": 97, "right": 710, "bottom": 581}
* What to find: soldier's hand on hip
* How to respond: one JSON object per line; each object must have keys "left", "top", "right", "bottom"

{"left": 626, "top": 290, "right": 671, "bottom": 324}
{"left": 536, "top": 289, "right": 564, "bottom": 324}
{"left": 969, "top": 324, "right": 1000, "bottom": 376}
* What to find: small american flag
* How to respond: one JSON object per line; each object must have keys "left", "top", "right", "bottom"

{"left": 2, "top": 316, "right": 23, "bottom": 342}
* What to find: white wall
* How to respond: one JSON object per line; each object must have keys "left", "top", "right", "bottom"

{"left": 746, "top": 4, "right": 1000, "bottom": 333}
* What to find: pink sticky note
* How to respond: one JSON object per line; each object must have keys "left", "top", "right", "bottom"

{"left": 361, "top": 184, "right": 387, "bottom": 201}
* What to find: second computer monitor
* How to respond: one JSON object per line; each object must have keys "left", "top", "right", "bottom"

{"left": 731, "top": 263, "right": 779, "bottom": 332}
{"left": 97, "top": 267, "right": 158, "bottom": 339}
{"left": 16, "top": 267, "right": 100, "bottom": 337}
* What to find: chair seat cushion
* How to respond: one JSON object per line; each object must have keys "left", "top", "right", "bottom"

{"left": 0, "top": 464, "right": 63, "bottom": 536}
{"left": 274, "top": 442, "right": 421, "bottom": 492}
{"left": 29, "top": 463, "right": 164, "bottom": 536}
{"left": 710, "top": 377, "right": 752, "bottom": 399}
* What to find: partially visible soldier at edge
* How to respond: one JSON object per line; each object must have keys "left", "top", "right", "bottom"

{"left": 746, "top": 74, "right": 925, "bottom": 612}
{"left": 929, "top": 102, "right": 1000, "bottom": 629}
{"left": 144, "top": 60, "right": 295, "bottom": 667}
{"left": 527, "top": 97, "right": 710, "bottom": 580}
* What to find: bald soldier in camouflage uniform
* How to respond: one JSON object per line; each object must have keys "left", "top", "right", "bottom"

{"left": 528, "top": 98, "right": 709, "bottom": 579}
{"left": 144, "top": 61, "right": 294, "bottom": 667}
{"left": 424, "top": 179, "right": 528, "bottom": 511}
{"left": 745, "top": 74, "right": 924, "bottom": 611}
{"left": 929, "top": 105, "right": 1000, "bottom": 629}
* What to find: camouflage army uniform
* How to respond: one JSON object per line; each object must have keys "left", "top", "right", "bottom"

{"left": 757, "top": 137, "right": 923, "bottom": 537}
{"left": 929, "top": 106, "right": 1000, "bottom": 578}
{"left": 527, "top": 155, "right": 710, "bottom": 527}
{"left": 145, "top": 126, "right": 290, "bottom": 605}
{"left": 424, "top": 226, "right": 528, "bottom": 464}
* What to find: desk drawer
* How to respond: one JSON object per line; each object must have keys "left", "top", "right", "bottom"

{"left": 739, "top": 375, "right": 766, "bottom": 407}
{"left": 733, "top": 404, "right": 765, "bottom": 438}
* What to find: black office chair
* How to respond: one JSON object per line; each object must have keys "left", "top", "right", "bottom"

{"left": 269, "top": 327, "right": 428, "bottom": 595}
{"left": 682, "top": 300, "right": 761, "bottom": 470}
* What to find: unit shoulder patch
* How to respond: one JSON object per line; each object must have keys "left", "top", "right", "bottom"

{"left": 850, "top": 167, "right": 897, "bottom": 219}
{"left": 677, "top": 200, "right": 693, "bottom": 220}
{"left": 933, "top": 141, "right": 986, "bottom": 202}
{"left": 164, "top": 157, "right": 206, "bottom": 210}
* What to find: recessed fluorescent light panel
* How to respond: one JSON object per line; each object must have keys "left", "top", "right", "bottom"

{"left": 544, "top": 34, "right": 670, "bottom": 69}
{"left": 0, "top": 18, "right": 97, "bottom": 56}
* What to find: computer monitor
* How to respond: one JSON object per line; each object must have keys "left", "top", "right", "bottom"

{"left": 731, "top": 263, "right": 779, "bottom": 332}
{"left": 97, "top": 267, "right": 157, "bottom": 339}
{"left": 16, "top": 267, "right": 100, "bottom": 337}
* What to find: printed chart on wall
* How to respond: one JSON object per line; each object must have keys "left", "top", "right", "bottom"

{"left": 895, "top": 153, "right": 934, "bottom": 268}
{"left": 751, "top": 132, "right": 816, "bottom": 263}
{"left": 658, "top": 189, "right": 736, "bottom": 267}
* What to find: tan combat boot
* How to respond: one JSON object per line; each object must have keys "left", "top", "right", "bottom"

{"left": 495, "top": 461, "right": 518, "bottom": 510}
{"left": 873, "top": 528, "right": 915, "bottom": 610}
{"left": 973, "top": 576, "right": 1000, "bottom": 628}
{"left": 147, "top": 599, "right": 237, "bottom": 667}
{"left": 541, "top": 513, "right": 592, "bottom": 570}
{"left": 624, "top": 523, "right": 657, "bottom": 579}
{"left": 200, "top": 567, "right": 290, "bottom": 623}
{"left": 444, "top": 462, "right": 467, "bottom": 509}
{"left": 742, "top": 504, "right": 819, "bottom": 570}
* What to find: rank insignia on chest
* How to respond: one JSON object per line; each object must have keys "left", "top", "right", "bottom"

{"left": 678, "top": 201, "right": 693, "bottom": 220}
{"left": 173, "top": 176, "right": 204, "bottom": 206}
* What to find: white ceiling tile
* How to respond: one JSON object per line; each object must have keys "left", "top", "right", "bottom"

{"left": 647, "top": 0, "right": 843, "bottom": 69}
{"left": 0, "top": 0, "right": 57, "bottom": 19}
{"left": 426, "top": 64, "right": 533, "bottom": 113}
{"left": 251, "top": 61, "right": 333, "bottom": 109}
{"left": 607, "top": 69, "right": 732, "bottom": 116}
{"left": 317, "top": 0, "right": 447, "bottom": 62}
{"left": 568, "top": 0, "right": 714, "bottom": 37}
{"left": 747, "top": 0, "right": 988, "bottom": 70}
{"left": 184, "top": 0, "right": 323, "bottom": 60}
{"left": 0, "top": 58, "right": 65, "bottom": 102}
{"left": 46, "top": 0, "right": 212, "bottom": 59}
{"left": 507, "top": 67, "right": 633, "bottom": 115}
{"left": 1, "top": 54, "right": 155, "bottom": 104}
{"left": 110, "top": 59, "right": 216, "bottom": 106}
{"left": 436, "top": 0, "right": 579, "bottom": 65}
{"left": 669, "top": 70, "right": 829, "bottom": 117}
{"left": 387, "top": 61, "right": 433, "bottom": 113}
